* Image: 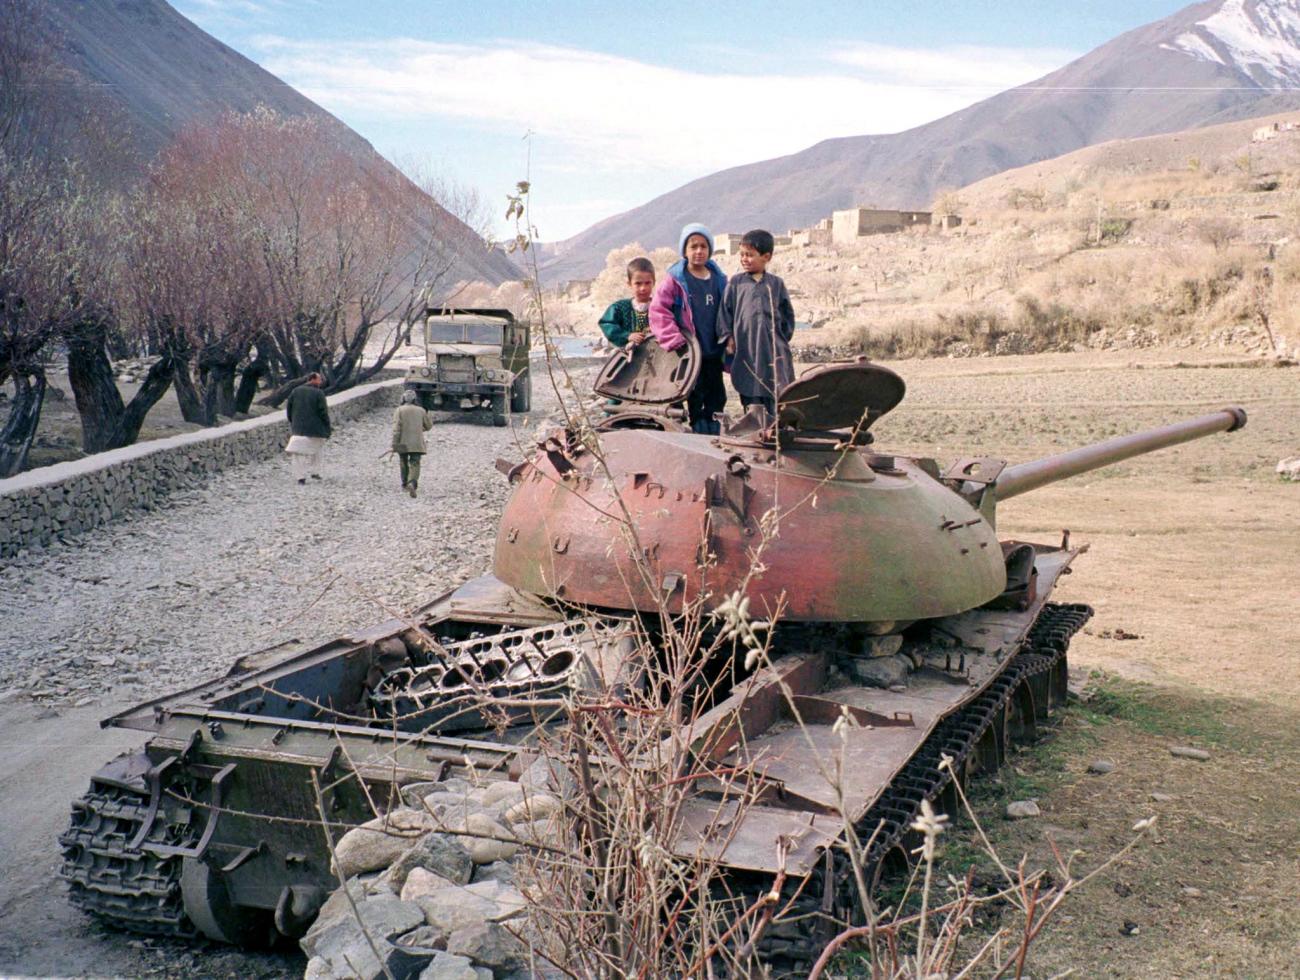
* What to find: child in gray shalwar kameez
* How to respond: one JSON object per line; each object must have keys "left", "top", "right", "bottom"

{"left": 717, "top": 229, "right": 796, "bottom": 419}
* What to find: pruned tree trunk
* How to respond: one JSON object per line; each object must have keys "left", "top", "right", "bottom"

{"left": 172, "top": 355, "right": 205, "bottom": 424}
{"left": 233, "top": 350, "right": 268, "bottom": 415}
{"left": 0, "top": 369, "right": 47, "bottom": 477}
{"left": 65, "top": 318, "right": 177, "bottom": 452}
{"left": 109, "top": 354, "right": 174, "bottom": 448}
{"left": 214, "top": 362, "right": 238, "bottom": 417}
{"left": 65, "top": 317, "right": 126, "bottom": 453}
{"left": 257, "top": 373, "right": 313, "bottom": 409}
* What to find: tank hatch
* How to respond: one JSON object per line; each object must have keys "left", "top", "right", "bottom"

{"left": 593, "top": 334, "right": 700, "bottom": 405}
{"left": 777, "top": 358, "right": 906, "bottom": 433}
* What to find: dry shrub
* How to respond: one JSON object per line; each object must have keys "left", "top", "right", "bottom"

{"left": 589, "top": 243, "right": 680, "bottom": 309}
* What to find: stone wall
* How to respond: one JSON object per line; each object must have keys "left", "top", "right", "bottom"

{"left": 0, "top": 379, "right": 403, "bottom": 559}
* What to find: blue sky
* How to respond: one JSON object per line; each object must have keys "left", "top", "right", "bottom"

{"left": 174, "top": 0, "right": 1190, "bottom": 240}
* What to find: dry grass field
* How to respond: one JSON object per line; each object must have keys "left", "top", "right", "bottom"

{"left": 545, "top": 112, "right": 1300, "bottom": 373}
{"left": 853, "top": 349, "right": 1299, "bottom": 979}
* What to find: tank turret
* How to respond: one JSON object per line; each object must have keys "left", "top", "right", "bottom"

{"left": 494, "top": 354, "right": 1246, "bottom": 625}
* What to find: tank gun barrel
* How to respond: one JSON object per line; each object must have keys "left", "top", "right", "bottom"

{"left": 996, "top": 406, "right": 1247, "bottom": 501}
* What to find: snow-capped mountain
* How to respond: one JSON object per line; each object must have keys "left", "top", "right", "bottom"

{"left": 543, "top": 0, "right": 1300, "bottom": 282}
{"left": 1165, "top": 0, "right": 1300, "bottom": 87}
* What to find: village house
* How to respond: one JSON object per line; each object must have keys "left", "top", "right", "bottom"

{"left": 712, "top": 233, "right": 743, "bottom": 256}
{"left": 831, "top": 207, "right": 933, "bottom": 244}
{"left": 1252, "top": 120, "right": 1297, "bottom": 143}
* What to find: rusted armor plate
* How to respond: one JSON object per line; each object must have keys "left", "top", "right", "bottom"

{"left": 592, "top": 333, "right": 700, "bottom": 405}
{"left": 777, "top": 359, "right": 906, "bottom": 432}
{"left": 494, "top": 429, "right": 1006, "bottom": 622}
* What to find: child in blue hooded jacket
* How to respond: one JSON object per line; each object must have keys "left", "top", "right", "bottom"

{"left": 648, "top": 223, "right": 729, "bottom": 434}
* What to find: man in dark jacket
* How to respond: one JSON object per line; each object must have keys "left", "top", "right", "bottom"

{"left": 284, "top": 373, "right": 331, "bottom": 484}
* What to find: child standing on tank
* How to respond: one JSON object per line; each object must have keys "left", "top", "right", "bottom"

{"left": 598, "top": 257, "right": 655, "bottom": 348}
{"left": 717, "top": 229, "right": 795, "bottom": 419}
{"left": 649, "top": 223, "right": 729, "bottom": 434}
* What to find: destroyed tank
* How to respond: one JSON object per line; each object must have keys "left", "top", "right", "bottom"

{"left": 60, "top": 340, "right": 1248, "bottom": 970}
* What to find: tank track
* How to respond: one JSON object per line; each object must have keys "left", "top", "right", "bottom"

{"left": 752, "top": 602, "right": 1094, "bottom": 972}
{"left": 59, "top": 781, "right": 197, "bottom": 937}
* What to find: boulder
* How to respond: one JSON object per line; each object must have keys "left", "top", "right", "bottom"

{"left": 1276, "top": 456, "right": 1300, "bottom": 481}
{"left": 418, "top": 952, "right": 483, "bottom": 980}
{"left": 1005, "top": 800, "right": 1041, "bottom": 819}
{"left": 480, "top": 780, "right": 527, "bottom": 808}
{"left": 303, "top": 877, "right": 395, "bottom": 956}
{"left": 447, "top": 921, "right": 526, "bottom": 970}
{"left": 844, "top": 654, "right": 910, "bottom": 689}
{"left": 385, "top": 833, "right": 474, "bottom": 890}
{"left": 863, "top": 634, "right": 903, "bottom": 659}
{"left": 415, "top": 885, "right": 504, "bottom": 936}
{"left": 519, "top": 756, "right": 576, "bottom": 797}
{"left": 443, "top": 812, "right": 519, "bottom": 864}
{"left": 402, "top": 867, "right": 457, "bottom": 903}
{"left": 422, "top": 792, "right": 488, "bottom": 822}
{"left": 472, "top": 861, "right": 517, "bottom": 886}
{"left": 513, "top": 816, "right": 562, "bottom": 848}
{"left": 462, "top": 880, "right": 527, "bottom": 919}
{"left": 333, "top": 809, "right": 437, "bottom": 877}
{"left": 502, "top": 793, "right": 561, "bottom": 826}
{"left": 400, "top": 781, "right": 445, "bottom": 808}
{"left": 301, "top": 893, "right": 425, "bottom": 970}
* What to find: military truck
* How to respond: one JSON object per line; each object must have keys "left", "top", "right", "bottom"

{"left": 403, "top": 308, "right": 530, "bottom": 426}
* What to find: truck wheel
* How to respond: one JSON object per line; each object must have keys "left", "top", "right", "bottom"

{"left": 510, "top": 373, "right": 531, "bottom": 414}
{"left": 492, "top": 394, "right": 508, "bottom": 427}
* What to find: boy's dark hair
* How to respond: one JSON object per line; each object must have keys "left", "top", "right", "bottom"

{"left": 626, "top": 256, "right": 655, "bottom": 280}
{"left": 741, "top": 229, "right": 775, "bottom": 256}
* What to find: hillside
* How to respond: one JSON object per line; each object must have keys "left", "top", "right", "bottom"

{"left": 30, "top": 0, "right": 518, "bottom": 287}
{"left": 550, "top": 109, "right": 1300, "bottom": 365}
{"left": 542, "top": 0, "right": 1300, "bottom": 282}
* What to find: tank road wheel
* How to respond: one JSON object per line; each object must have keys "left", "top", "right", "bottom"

{"left": 1050, "top": 654, "right": 1071, "bottom": 711}
{"left": 491, "top": 394, "right": 509, "bottom": 427}
{"left": 1027, "top": 668, "right": 1055, "bottom": 722}
{"left": 180, "top": 858, "right": 276, "bottom": 947}
{"left": 867, "top": 842, "right": 914, "bottom": 896}
{"left": 1006, "top": 677, "right": 1039, "bottom": 745}
{"left": 510, "top": 371, "right": 531, "bottom": 413}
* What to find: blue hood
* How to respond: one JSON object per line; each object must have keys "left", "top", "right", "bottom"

{"left": 678, "top": 222, "right": 714, "bottom": 256}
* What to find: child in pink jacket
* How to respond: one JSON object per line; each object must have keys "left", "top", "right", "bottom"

{"left": 649, "top": 223, "right": 729, "bottom": 434}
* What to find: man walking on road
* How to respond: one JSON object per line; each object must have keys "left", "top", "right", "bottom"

{"left": 392, "top": 390, "right": 433, "bottom": 497}
{"left": 285, "top": 373, "right": 332, "bottom": 485}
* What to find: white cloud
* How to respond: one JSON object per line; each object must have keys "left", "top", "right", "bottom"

{"left": 253, "top": 37, "right": 1079, "bottom": 175}
{"left": 829, "top": 42, "right": 1080, "bottom": 91}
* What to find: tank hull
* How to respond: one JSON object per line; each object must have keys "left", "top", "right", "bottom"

{"left": 61, "top": 550, "right": 1082, "bottom": 960}
{"left": 494, "top": 429, "right": 1006, "bottom": 622}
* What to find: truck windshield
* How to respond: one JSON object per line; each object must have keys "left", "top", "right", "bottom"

{"left": 426, "top": 320, "right": 503, "bottom": 345}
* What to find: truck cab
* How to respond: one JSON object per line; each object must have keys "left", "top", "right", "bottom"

{"left": 403, "top": 307, "right": 531, "bottom": 426}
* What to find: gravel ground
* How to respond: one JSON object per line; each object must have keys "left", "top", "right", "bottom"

{"left": 0, "top": 390, "right": 569, "bottom": 710}
{"left": 0, "top": 373, "right": 571, "bottom": 979}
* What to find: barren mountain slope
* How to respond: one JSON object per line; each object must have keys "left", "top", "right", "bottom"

{"left": 32, "top": 0, "right": 518, "bottom": 286}
{"left": 542, "top": 0, "right": 1300, "bottom": 282}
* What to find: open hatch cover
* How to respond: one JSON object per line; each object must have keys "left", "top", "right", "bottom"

{"left": 777, "top": 358, "right": 906, "bottom": 432}
{"left": 593, "top": 334, "right": 700, "bottom": 405}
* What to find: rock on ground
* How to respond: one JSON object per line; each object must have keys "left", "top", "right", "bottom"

{"left": 1006, "top": 800, "right": 1041, "bottom": 819}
